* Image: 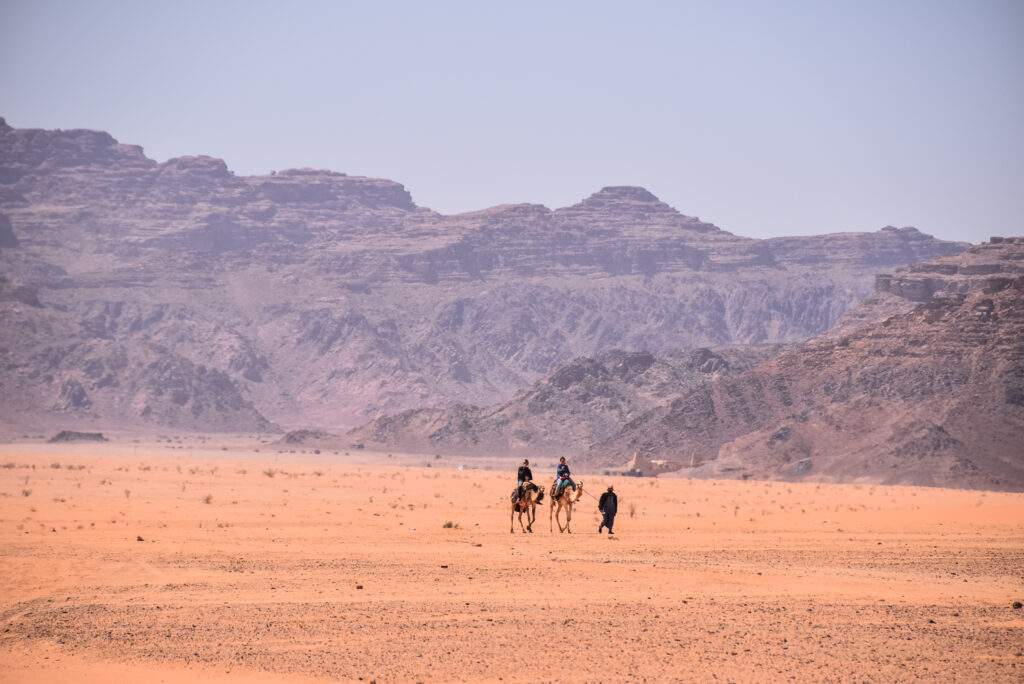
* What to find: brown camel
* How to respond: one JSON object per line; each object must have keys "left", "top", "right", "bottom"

{"left": 510, "top": 484, "right": 544, "bottom": 533}
{"left": 549, "top": 480, "right": 583, "bottom": 533}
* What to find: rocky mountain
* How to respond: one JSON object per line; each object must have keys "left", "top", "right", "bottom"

{"left": 349, "top": 346, "right": 784, "bottom": 456}
{"left": 595, "top": 239, "right": 1024, "bottom": 490}
{"left": 356, "top": 240, "right": 1024, "bottom": 490}
{"left": 0, "top": 118, "right": 967, "bottom": 434}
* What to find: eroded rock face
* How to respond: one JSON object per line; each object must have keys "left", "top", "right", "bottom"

{"left": 594, "top": 240, "right": 1024, "bottom": 490}
{"left": 0, "top": 120, "right": 966, "bottom": 433}
{"left": 348, "top": 346, "right": 785, "bottom": 456}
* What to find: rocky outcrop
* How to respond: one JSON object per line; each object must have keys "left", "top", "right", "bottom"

{"left": 48, "top": 430, "right": 107, "bottom": 443}
{"left": 348, "top": 346, "right": 784, "bottom": 456}
{"left": 275, "top": 429, "right": 345, "bottom": 448}
{"left": 593, "top": 240, "right": 1024, "bottom": 490}
{"left": 0, "top": 120, "right": 967, "bottom": 433}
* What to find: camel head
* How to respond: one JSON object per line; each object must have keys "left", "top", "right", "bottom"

{"left": 574, "top": 481, "right": 584, "bottom": 502}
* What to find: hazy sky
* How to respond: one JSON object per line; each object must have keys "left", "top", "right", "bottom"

{"left": 1, "top": 1, "right": 1021, "bottom": 242}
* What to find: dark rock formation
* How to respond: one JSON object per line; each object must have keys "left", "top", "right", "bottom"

{"left": 48, "top": 430, "right": 107, "bottom": 443}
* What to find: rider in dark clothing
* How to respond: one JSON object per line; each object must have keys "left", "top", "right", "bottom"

{"left": 598, "top": 486, "right": 618, "bottom": 535}
{"left": 515, "top": 459, "right": 539, "bottom": 502}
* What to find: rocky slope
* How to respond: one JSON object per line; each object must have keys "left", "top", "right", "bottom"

{"left": 596, "top": 239, "right": 1024, "bottom": 490}
{"left": 0, "top": 118, "right": 967, "bottom": 433}
{"left": 349, "top": 346, "right": 784, "bottom": 456}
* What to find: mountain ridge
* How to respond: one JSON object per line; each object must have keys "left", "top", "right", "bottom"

{"left": 353, "top": 240, "right": 1024, "bottom": 490}
{"left": 0, "top": 119, "right": 968, "bottom": 433}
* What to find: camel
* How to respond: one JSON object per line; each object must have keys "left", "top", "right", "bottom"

{"left": 510, "top": 484, "right": 544, "bottom": 533}
{"left": 549, "top": 479, "right": 583, "bottom": 533}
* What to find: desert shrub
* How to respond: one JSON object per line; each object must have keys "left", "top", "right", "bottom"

{"left": 442, "top": 520, "right": 459, "bottom": 529}
{"left": 202, "top": 494, "right": 213, "bottom": 504}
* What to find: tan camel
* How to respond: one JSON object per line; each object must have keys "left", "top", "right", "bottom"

{"left": 549, "top": 479, "right": 583, "bottom": 533}
{"left": 510, "top": 484, "right": 544, "bottom": 533}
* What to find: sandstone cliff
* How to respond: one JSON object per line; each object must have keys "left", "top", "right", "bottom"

{"left": 0, "top": 118, "right": 966, "bottom": 433}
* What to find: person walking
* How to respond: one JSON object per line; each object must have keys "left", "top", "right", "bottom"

{"left": 598, "top": 485, "right": 618, "bottom": 535}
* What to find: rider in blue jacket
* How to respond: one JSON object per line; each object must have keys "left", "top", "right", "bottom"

{"left": 555, "top": 456, "right": 576, "bottom": 495}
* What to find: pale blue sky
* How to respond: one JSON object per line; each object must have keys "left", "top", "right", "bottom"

{"left": 1, "top": 1, "right": 1021, "bottom": 242}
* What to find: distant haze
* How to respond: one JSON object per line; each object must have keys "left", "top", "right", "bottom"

{"left": 1, "top": 0, "right": 1022, "bottom": 243}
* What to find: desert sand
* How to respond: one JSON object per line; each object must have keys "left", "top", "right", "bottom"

{"left": 1, "top": 440, "right": 1022, "bottom": 682}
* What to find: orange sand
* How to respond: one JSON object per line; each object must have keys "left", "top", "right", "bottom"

{"left": 1, "top": 441, "right": 1022, "bottom": 682}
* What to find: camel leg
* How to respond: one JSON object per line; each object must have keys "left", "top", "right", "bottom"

{"left": 550, "top": 499, "right": 554, "bottom": 532}
{"left": 527, "top": 505, "right": 534, "bottom": 532}
{"left": 518, "top": 510, "right": 527, "bottom": 533}
{"left": 565, "top": 503, "right": 572, "bottom": 533}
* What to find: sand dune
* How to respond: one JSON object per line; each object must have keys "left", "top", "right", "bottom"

{"left": 1, "top": 441, "right": 1022, "bottom": 682}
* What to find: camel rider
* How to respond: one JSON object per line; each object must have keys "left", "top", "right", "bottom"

{"left": 515, "top": 459, "right": 538, "bottom": 502}
{"left": 554, "top": 456, "right": 576, "bottom": 496}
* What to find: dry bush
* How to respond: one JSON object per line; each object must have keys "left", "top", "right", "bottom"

{"left": 263, "top": 468, "right": 277, "bottom": 478}
{"left": 442, "top": 520, "right": 459, "bottom": 529}
{"left": 202, "top": 494, "right": 213, "bottom": 504}
{"left": 628, "top": 502, "right": 637, "bottom": 518}
{"left": 50, "top": 462, "right": 62, "bottom": 469}
{"left": 123, "top": 489, "right": 131, "bottom": 499}
{"left": 21, "top": 489, "right": 32, "bottom": 497}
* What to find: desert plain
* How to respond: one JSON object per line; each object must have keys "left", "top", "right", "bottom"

{"left": 0, "top": 439, "right": 1022, "bottom": 683}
